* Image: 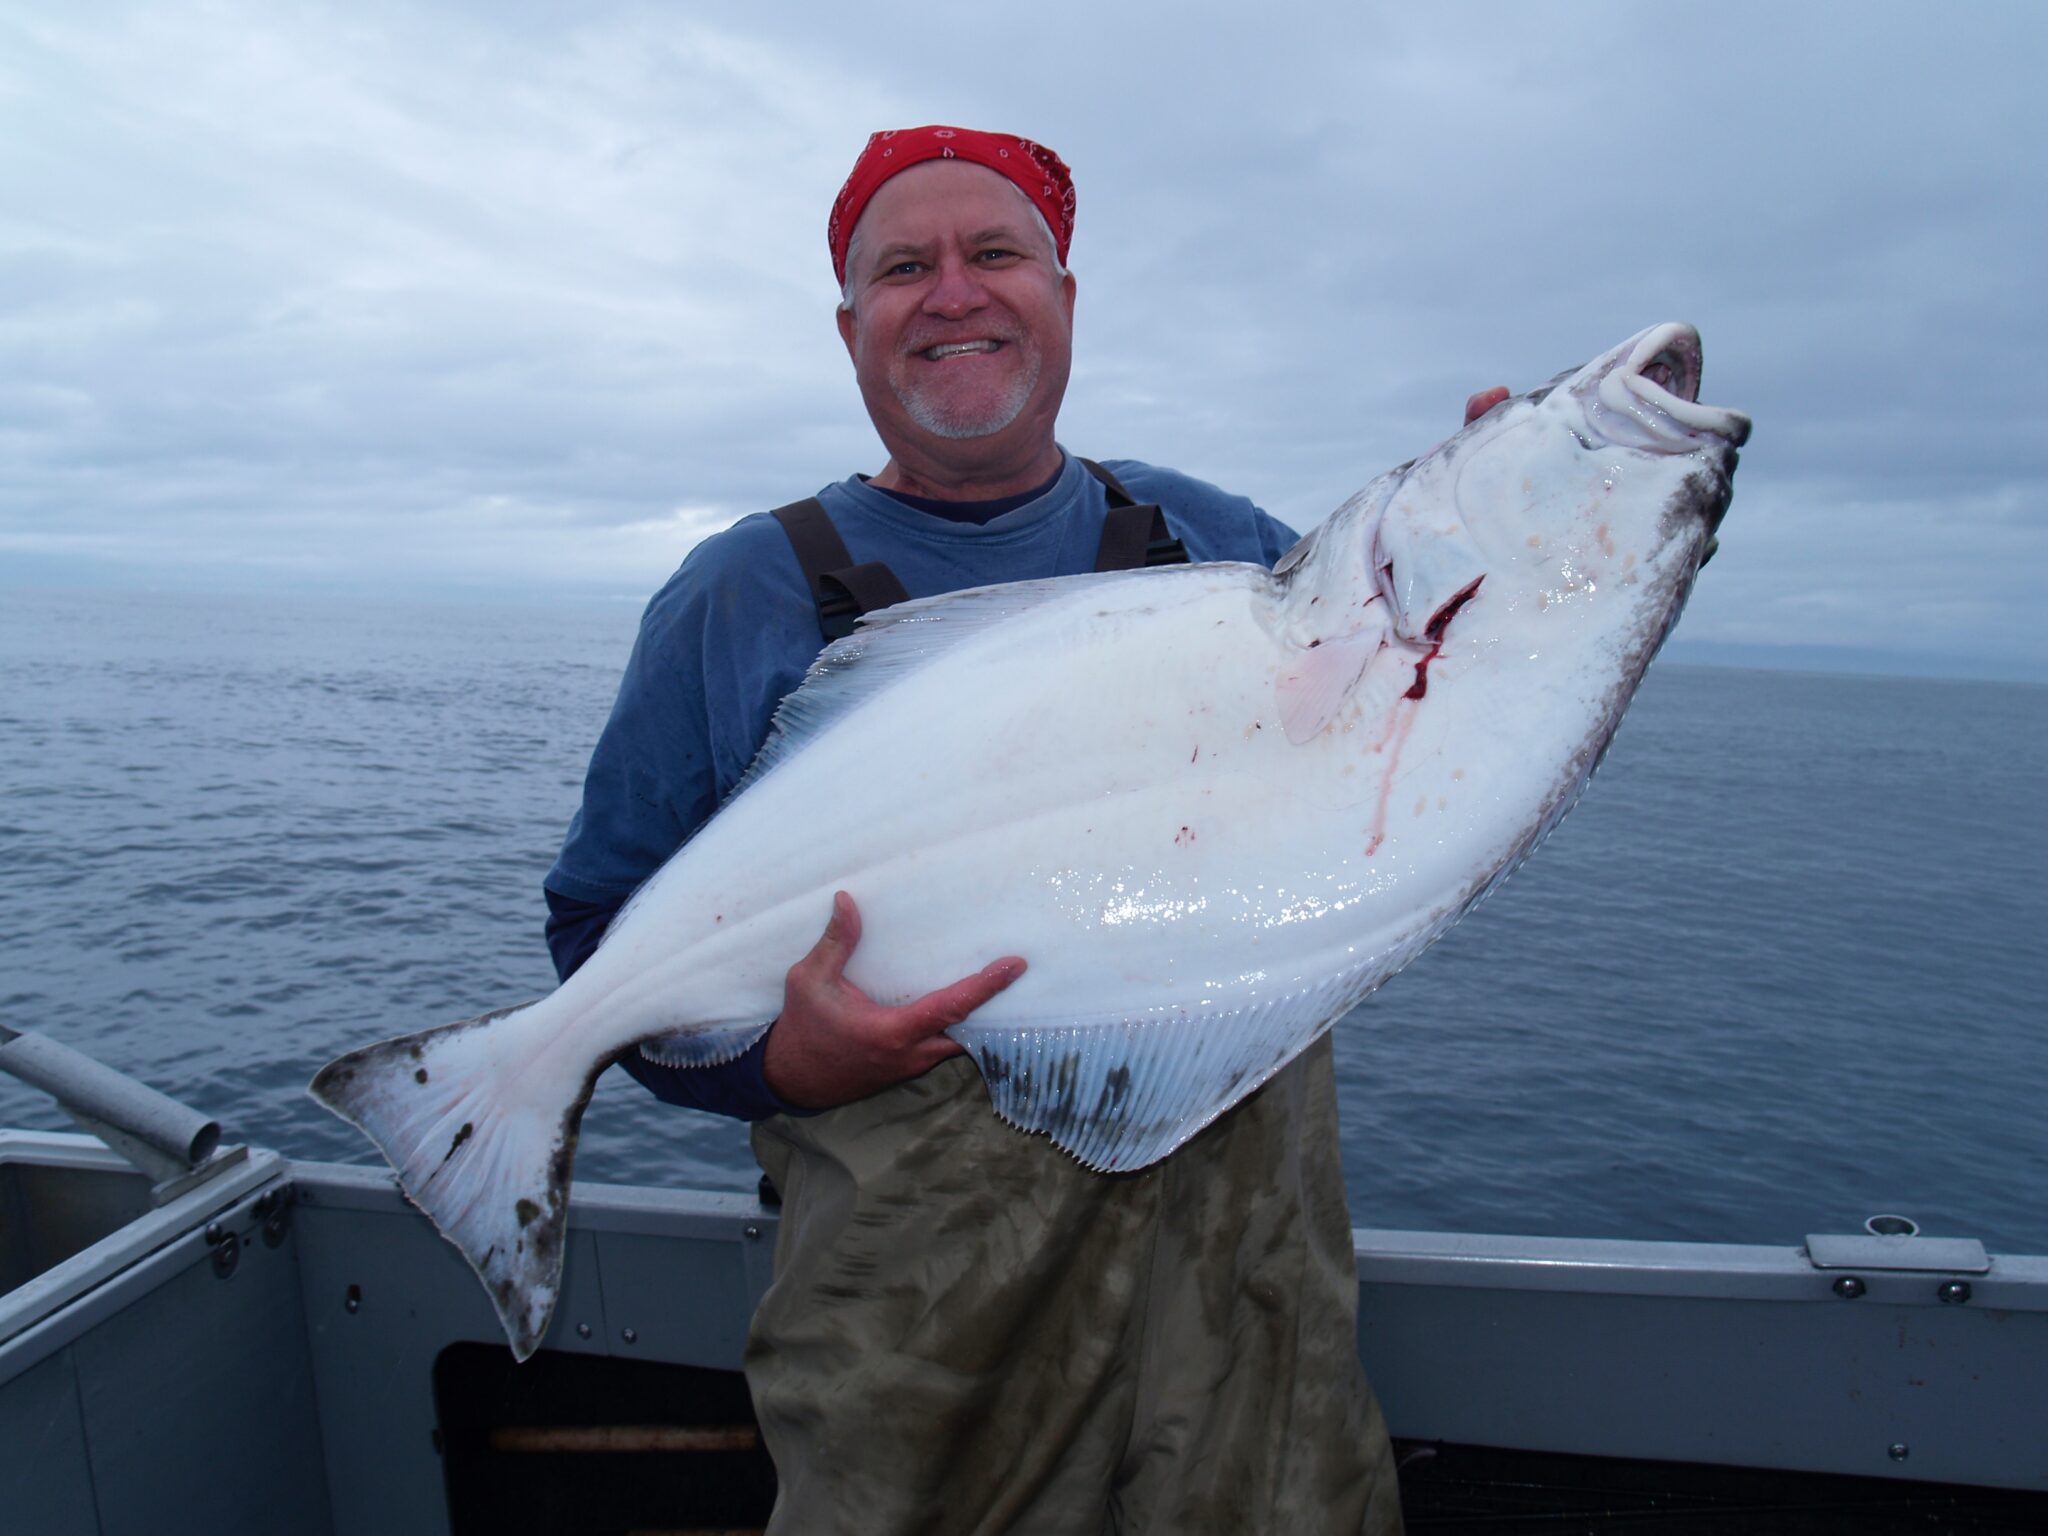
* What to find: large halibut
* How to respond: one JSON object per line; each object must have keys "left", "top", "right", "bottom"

{"left": 313, "top": 322, "right": 1751, "bottom": 1358}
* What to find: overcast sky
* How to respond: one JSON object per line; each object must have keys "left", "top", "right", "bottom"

{"left": 2, "top": 2, "right": 2043, "bottom": 679}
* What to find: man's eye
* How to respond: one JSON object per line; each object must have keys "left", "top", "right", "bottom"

{"left": 975, "top": 248, "right": 1019, "bottom": 263}
{"left": 887, "top": 261, "right": 924, "bottom": 277}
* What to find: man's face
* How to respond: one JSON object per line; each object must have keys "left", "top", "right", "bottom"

{"left": 837, "top": 160, "right": 1076, "bottom": 455}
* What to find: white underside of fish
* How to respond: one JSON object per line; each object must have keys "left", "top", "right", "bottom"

{"left": 575, "top": 558, "right": 1622, "bottom": 1166}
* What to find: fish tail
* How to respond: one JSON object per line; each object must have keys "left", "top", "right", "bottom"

{"left": 307, "top": 998, "right": 600, "bottom": 1361}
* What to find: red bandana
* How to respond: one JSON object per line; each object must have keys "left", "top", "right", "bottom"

{"left": 828, "top": 125, "right": 1075, "bottom": 287}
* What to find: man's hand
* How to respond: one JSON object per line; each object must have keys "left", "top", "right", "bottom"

{"left": 761, "top": 891, "right": 1027, "bottom": 1111}
{"left": 1464, "top": 386, "right": 1509, "bottom": 425}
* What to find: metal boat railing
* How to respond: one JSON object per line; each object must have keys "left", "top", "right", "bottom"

{"left": 4, "top": 1028, "right": 2046, "bottom": 1534}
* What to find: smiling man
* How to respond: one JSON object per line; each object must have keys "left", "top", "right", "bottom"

{"left": 836, "top": 153, "right": 1073, "bottom": 484}
{"left": 545, "top": 127, "right": 1404, "bottom": 1534}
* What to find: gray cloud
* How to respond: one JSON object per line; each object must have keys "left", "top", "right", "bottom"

{"left": 1, "top": 1, "right": 2042, "bottom": 675}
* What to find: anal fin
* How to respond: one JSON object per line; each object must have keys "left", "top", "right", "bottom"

{"left": 949, "top": 961, "right": 1394, "bottom": 1173}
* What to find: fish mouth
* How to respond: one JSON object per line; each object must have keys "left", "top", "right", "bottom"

{"left": 1588, "top": 323, "right": 1751, "bottom": 451}
{"left": 1629, "top": 327, "right": 1700, "bottom": 406}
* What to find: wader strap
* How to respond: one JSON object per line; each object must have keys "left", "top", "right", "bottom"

{"left": 771, "top": 498, "right": 911, "bottom": 643}
{"left": 774, "top": 459, "right": 1187, "bottom": 645}
{"left": 1079, "top": 458, "right": 1189, "bottom": 573}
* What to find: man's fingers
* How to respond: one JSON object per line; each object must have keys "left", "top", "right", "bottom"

{"left": 899, "top": 957, "right": 1027, "bottom": 1036}
{"left": 768, "top": 942, "right": 1025, "bottom": 1109}
{"left": 819, "top": 888, "right": 860, "bottom": 962}
{"left": 1464, "top": 386, "right": 1509, "bottom": 425}
{"left": 802, "top": 890, "right": 861, "bottom": 980}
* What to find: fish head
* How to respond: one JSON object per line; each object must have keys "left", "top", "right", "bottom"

{"left": 1285, "top": 323, "right": 1749, "bottom": 673}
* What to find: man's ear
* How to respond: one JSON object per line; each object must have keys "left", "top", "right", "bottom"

{"left": 836, "top": 300, "right": 858, "bottom": 362}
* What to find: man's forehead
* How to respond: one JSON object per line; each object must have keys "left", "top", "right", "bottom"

{"left": 851, "top": 161, "right": 1042, "bottom": 252}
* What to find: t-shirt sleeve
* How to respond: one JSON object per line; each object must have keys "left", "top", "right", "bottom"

{"left": 545, "top": 574, "right": 723, "bottom": 906}
{"left": 543, "top": 523, "right": 820, "bottom": 1123}
{"left": 1253, "top": 507, "right": 1301, "bottom": 569}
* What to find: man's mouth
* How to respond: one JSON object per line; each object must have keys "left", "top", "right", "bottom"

{"left": 918, "top": 340, "right": 1005, "bottom": 361}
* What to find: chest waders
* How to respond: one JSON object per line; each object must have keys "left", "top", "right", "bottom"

{"left": 748, "top": 462, "right": 1403, "bottom": 1535}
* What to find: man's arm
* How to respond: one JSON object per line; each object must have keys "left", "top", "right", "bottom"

{"left": 546, "top": 529, "right": 819, "bottom": 1122}
{"left": 542, "top": 889, "right": 615, "bottom": 981}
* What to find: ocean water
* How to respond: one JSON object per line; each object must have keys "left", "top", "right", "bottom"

{"left": 2, "top": 586, "right": 2043, "bottom": 1252}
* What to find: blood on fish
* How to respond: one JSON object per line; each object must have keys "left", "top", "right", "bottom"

{"left": 1426, "top": 578, "right": 1483, "bottom": 642}
{"left": 1362, "top": 685, "right": 1425, "bottom": 856}
{"left": 1405, "top": 647, "right": 1439, "bottom": 700}
{"left": 1405, "top": 577, "right": 1483, "bottom": 699}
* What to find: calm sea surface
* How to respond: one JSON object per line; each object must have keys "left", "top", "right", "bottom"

{"left": 2, "top": 586, "right": 2043, "bottom": 1251}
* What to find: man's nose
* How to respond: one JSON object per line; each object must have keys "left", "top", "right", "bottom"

{"left": 921, "top": 255, "right": 990, "bottom": 318}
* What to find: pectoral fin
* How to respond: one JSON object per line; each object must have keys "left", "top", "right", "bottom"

{"left": 1275, "top": 628, "right": 1384, "bottom": 743}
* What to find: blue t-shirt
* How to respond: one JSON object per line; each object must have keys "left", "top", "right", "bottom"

{"left": 546, "top": 452, "right": 1298, "bottom": 1118}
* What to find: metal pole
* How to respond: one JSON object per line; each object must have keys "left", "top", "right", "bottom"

{"left": 0, "top": 1025, "right": 222, "bottom": 1185}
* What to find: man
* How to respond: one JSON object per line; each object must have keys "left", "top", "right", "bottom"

{"left": 547, "top": 126, "right": 1407, "bottom": 1534}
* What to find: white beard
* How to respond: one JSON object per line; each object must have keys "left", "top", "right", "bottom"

{"left": 894, "top": 351, "right": 1040, "bottom": 440}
